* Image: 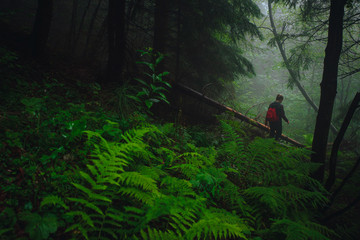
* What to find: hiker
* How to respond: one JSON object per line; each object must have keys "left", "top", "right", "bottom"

{"left": 265, "top": 94, "right": 289, "bottom": 141}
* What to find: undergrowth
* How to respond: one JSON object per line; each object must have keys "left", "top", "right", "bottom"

{"left": 0, "top": 47, "right": 337, "bottom": 240}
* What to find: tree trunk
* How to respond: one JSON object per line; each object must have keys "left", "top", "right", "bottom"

{"left": 30, "top": 0, "right": 53, "bottom": 58}
{"left": 68, "top": 0, "right": 79, "bottom": 52}
{"left": 268, "top": 0, "right": 338, "bottom": 135}
{"left": 74, "top": 0, "right": 92, "bottom": 50}
{"left": 153, "top": 0, "right": 168, "bottom": 55}
{"left": 325, "top": 92, "right": 360, "bottom": 190}
{"left": 128, "top": 0, "right": 144, "bottom": 21}
{"left": 325, "top": 155, "right": 360, "bottom": 212}
{"left": 175, "top": 0, "right": 182, "bottom": 82}
{"left": 84, "top": 0, "right": 103, "bottom": 57}
{"left": 107, "top": 0, "right": 126, "bottom": 85}
{"left": 311, "top": 0, "right": 346, "bottom": 182}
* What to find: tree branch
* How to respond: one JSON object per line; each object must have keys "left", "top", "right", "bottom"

{"left": 325, "top": 92, "right": 360, "bottom": 190}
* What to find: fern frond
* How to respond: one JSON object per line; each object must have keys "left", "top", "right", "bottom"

{"left": 270, "top": 218, "right": 332, "bottom": 240}
{"left": 66, "top": 211, "right": 95, "bottom": 228}
{"left": 97, "top": 227, "right": 118, "bottom": 239}
{"left": 119, "top": 187, "right": 156, "bottom": 205}
{"left": 124, "top": 206, "right": 146, "bottom": 215}
{"left": 244, "top": 187, "right": 287, "bottom": 215}
{"left": 177, "top": 152, "right": 204, "bottom": 167}
{"left": 138, "top": 227, "right": 180, "bottom": 240}
{"left": 156, "top": 147, "right": 177, "bottom": 166}
{"left": 40, "top": 195, "right": 69, "bottom": 210}
{"left": 79, "top": 171, "right": 108, "bottom": 190}
{"left": 119, "top": 171, "right": 159, "bottom": 193}
{"left": 160, "top": 176, "right": 196, "bottom": 197}
{"left": 220, "top": 120, "right": 245, "bottom": 151}
{"left": 216, "top": 180, "right": 253, "bottom": 219}
{"left": 122, "top": 206, "right": 146, "bottom": 229}
{"left": 117, "top": 142, "right": 153, "bottom": 162}
{"left": 121, "top": 126, "right": 158, "bottom": 143}
{"left": 67, "top": 197, "right": 104, "bottom": 215}
{"left": 185, "top": 208, "right": 250, "bottom": 240}
{"left": 171, "top": 164, "right": 200, "bottom": 179}
{"left": 65, "top": 223, "right": 89, "bottom": 240}
{"left": 306, "top": 221, "right": 339, "bottom": 239}
{"left": 197, "top": 146, "right": 217, "bottom": 166}
{"left": 142, "top": 195, "right": 204, "bottom": 234}
{"left": 72, "top": 183, "right": 112, "bottom": 203}
{"left": 277, "top": 185, "right": 329, "bottom": 210}
{"left": 136, "top": 165, "right": 168, "bottom": 181}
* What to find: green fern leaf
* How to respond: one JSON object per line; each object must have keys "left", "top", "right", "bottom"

{"left": 186, "top": 212, "right": 249, "bottom": 240}
{"left": 66, "top": 211, "right": 94, "bottom": 228}
{"left": 65, "top": 223, "right": 89, "bottom": 240}
{"left": 72, "top": 183, "right": 112, "bottom": 203}
{"left": 79, "top": 171, "right": 108, "bottom": 190}
{"left": 270, "top": 219, "right": 331, "bottom": 240}
{"left": 119, "top": 187, "right": 155, "bottom": 205}
{"left": 67, "top": 197, "right": 104, "bottom": 215}
{"left": 160, "top": 176, "right": 195, "bottom": 197}
{"left": 40, "top": 195, "right": 69, "bottom": 210}
{"left": 139, "top": 227, "right": 180, "bottom": 240}
{"left": 171, "top": 164, "right": 200, "bottom": 179}
{"left": 119, "top": 172, "right": 159, "bottom": 193}
{"left": 244, "top": 187, "right": 287, "bottom": 215}
{"left": 137, "top": 165, "right": 168, "bottom": 181}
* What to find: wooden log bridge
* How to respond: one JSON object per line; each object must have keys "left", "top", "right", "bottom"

{"left": 174, "top": 83, "right": 305, "bottom": 148}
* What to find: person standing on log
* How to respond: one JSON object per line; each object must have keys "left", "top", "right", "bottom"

{"left": 265, "top": 94, "right": 289, "bottom": 141}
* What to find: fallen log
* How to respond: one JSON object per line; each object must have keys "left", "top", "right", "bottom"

{"left": 174, "top": 82, "right": 305, "bottom": 148}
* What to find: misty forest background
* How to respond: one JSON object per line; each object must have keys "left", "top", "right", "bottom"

{"left": 1, "top": 0, "right": 360, "bottom": 239}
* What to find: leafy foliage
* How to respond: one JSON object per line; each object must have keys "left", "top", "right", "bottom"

{"left": 0, "top": 50, "right": 346, "bottom": 240}
{"left": 216, "top": 119, "right": 334, "bottom": 239}
{"left": 135, "top": 49, "right": 171, "bottom": 110}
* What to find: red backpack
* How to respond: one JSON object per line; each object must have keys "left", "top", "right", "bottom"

{"left": 266, "top": 107, "right": 279, "bottom": 122}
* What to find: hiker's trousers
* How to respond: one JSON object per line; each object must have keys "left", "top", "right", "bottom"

{"left": 269, "top": 121, "right": 282, "bottom": 141}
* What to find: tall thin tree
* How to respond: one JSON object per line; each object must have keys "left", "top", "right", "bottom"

{"left": 153, "top": 0, "right": 168, "bottom": 54}
{"left": 311, "top": 0, "right": 347, "bottom": 182}
{"left": 107, "top": 0, "right": 126, "bottom": 85}
{"left": 30, "top": 0, "right": 53, "bottom": 58}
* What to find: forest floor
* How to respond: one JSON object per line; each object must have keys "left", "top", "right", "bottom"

{"left": 1, "top": 30, "right": 359, "bottom": 240}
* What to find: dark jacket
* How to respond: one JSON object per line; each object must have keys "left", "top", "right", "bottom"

{"left": 268, "top": 101, "right": 288, "bottom": 123}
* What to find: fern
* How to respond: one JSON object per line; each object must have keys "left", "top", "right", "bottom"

{"left": 40, "top": 195, "right": 69, "bottom": 210}
{"left": 142, "top": 195, "right": 204, "bottom": 229}
{"left": 214, "top": 179, "right": 253, "bottom": 220}
{"left": 160, "top": 176, "right": 196, "bottom": 197}
{"left": 67, "top": 197, "right": 104, "bottom": 215}
{"left": 171, "top": 163, "right": 201, "bottom": 179}
{"left": 185, "top": 208, "right": 251, "bottom": 240}
{"left": 244, "top": 187, "right": 287, "bottom": 216}
{"left": 57, "top": 126, "right": 167, "bottom": 239}
{"left": 119, "top": 187, "right": 156, "bottom": 205}
{"left": 137, "top": 227, "right": 180, "bottom": 240}
{"left": 38, "top": 118, "right": 334, "bottom": 239}
{"left": 276, "top": 185, "right": 329, "bottom": 210}
{"left": 216, "top": 121, "right": 332, "bottom": 238}
{"left": 269, "top": 218, "right": 337, "bottom": 240}
{"left": 136, "top": 165, "right": 168, "bottom": 181}
{"left": 219, "top": 120, "right": 245, "bottom": 152}
{"left": 120, "top": 171, "right": 159, "bottom": 193}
